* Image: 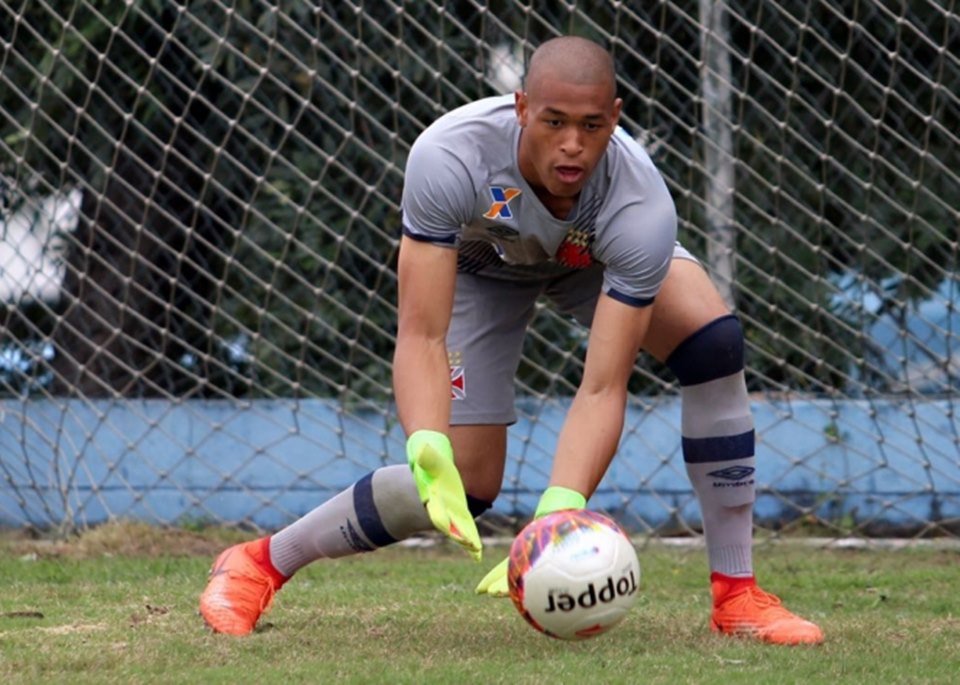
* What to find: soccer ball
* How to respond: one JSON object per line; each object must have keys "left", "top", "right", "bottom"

{"left": 507, "top": 509, "right": 640, "bottom": 640}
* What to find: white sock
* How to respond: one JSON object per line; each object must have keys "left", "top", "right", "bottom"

{"left": 681, "top": 372, "right": 756, "bottom": 578}
{"left": 268, "top": 464, "right": 431, "bottom": 577}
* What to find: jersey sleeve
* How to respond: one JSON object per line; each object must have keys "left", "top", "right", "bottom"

{"left": 595, "top": 178, "right": 678, "bottom": 307}
{"left": 400, "top": 133, "right": 476, "bottom": 247}
{"left": 592, "top": 129, "right": 679, "bottom": 307}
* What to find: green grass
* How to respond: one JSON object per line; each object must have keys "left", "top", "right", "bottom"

{"left": 1, "top": 524, "right": 958, "bottom": 684}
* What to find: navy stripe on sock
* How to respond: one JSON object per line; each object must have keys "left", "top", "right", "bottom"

{"left": 353, "top": 472, "right": 398, "bottom": 548}
{"left": 682, "top": 430, "right": 755, "bottom": 464}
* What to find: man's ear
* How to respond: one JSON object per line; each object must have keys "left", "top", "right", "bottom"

{"left": 515, "top": 90, "right": 528, "bottom": 127}
{"left": 611, "top": 97, "right": 623, "bottom": 130}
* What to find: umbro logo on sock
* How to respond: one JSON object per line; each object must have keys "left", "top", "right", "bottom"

{"left": 707, "top": 465, "right": 756, "bottom": 481}
{"left": 342, "top": 520, "right": 375, "bottom": 553}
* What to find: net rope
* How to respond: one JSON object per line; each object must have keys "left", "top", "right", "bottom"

{"left": 0, "top": 0, "right": 957, "bottom": 537}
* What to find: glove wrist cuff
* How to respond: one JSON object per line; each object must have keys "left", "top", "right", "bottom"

{"left": 406, "top": 429, "right": 453, "bottom": 468}
{"left": 535, "top": 485, "right": 586, "bottom": 518}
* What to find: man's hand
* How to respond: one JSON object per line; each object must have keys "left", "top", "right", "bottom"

{"left": 475, "top": 556, "right": 510, "bottom": 596}
{"left": 475, "top": 485, "right": 587, "bottom": 596}
{"left": 407, "top": 429, "right": 482, "bottom": 561}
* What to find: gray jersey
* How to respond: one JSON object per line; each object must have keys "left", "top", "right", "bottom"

{"left": 400, "top": 94, "right": 678, "bottom": 306}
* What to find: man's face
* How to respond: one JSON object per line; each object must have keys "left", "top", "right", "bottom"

{"left": 515, "top": 75, "right": 622, "bottom": 199}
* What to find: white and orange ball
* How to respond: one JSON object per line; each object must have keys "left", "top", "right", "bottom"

{"left": 507, "top": 509, "right": 641, "bottom": 640}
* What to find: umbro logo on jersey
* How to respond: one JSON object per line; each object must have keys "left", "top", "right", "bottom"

{"left": 483, "top": 186, "right": 521, "bottom": 219}
{"left": 707, "top": 465, "right": 755, "bottom": 481}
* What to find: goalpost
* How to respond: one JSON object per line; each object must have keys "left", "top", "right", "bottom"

{"left": 0, "top": 1, "right": 957, "bottom": 538}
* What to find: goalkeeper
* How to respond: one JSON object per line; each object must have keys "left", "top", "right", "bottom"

{"left": 200, "top": 35, "right": 823, "bottom": 645}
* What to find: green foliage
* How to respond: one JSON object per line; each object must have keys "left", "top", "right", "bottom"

{"left": 1, "top": 2, "right": 956, "bottom": 398}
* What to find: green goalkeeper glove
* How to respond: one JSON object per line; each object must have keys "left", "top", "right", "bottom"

{"left": 407, "top": 429, "right": 482, "bottom": 562}
{"left": 474, "top": 485, "right": 587, "bottom": 596}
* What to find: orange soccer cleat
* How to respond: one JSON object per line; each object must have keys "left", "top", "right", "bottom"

{"left": 199, "top": 537, "right": 289, "bottom": 635}
{"left": 710, "top": 573, "right": 824, "bottom": 645}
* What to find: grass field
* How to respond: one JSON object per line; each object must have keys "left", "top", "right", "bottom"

{"left": 1, "top": 522, "right": 958, "bottom": 684}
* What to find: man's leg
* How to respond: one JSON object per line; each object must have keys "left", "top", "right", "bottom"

{"left": 264, "top": 434, "right": 506, "bottom": 574}
{"left": 198, "top": 464, "right": 438, "bottom": 635}
{"left": 445, "top": 274, "right": 541, "bottom": 511}
{"left": 199, "top": 435, "right": 508, "bottom": 636}
{"left": 261, "top": 270, "right": 529, "bottom": 580}
{"left": 266, "top": 422, "right": 507, "bottom": 571}
{"left": 643, "top": 257, "right": 823, "bottom": 645}
{"left": 642, "top": 259, "right": 755, "bottom": 580}
{"left": 200, "top": 275, "right": 535, "bottom": 635}
{"left": 450, "top": 424, "right": 508, "bottom": 506}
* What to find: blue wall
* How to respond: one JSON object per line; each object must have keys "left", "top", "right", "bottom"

{"left": 1, "top": 397, "right": 957, "bottom": 531}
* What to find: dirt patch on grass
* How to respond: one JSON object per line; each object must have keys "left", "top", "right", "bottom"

{"left": 0, "top": 520, "right": 252, "bottom": 559}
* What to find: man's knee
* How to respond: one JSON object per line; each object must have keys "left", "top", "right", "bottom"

{"left": 665, "top": 314, "right": 744, "bottom": 386}
{"left": 450, "top": 424, "right": 507, "bottom": 506}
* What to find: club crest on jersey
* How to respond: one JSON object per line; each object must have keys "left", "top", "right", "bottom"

{"left": 450, "top": 366, "right": 466, "bottom": 400}
{"left": 556, "top": 225, "right": 594, "bottom": 268}
{"left": 483, "top": 186, "right": 521, "bottom": 219}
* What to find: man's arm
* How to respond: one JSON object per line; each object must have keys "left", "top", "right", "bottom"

{"left": 393, "top": 235, "right": 458, "bottom": 433}
{"left": 475, "top": 294, "right": 650, "bottom": 593}
{"left": 549, "top": 292, "right": 652, "bottom": 496}
{"left": 393, "top": 234, "right": 482, "bottom": 560}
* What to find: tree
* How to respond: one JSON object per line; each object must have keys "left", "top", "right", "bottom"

{"left": 2, "top": 1, "right": 956, "bottom": 402}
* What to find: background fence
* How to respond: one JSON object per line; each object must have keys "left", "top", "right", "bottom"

{"left": 1, "top": 1, "right": 957, "bottom": 537}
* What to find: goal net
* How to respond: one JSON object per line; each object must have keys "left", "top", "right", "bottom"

{"left": 1, "top": 1, "right": 957, "bottom": 539}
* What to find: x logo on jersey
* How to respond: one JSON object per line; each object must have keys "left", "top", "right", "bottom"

{"left": 483, "top": 186, "right": 522, "bottom": 219}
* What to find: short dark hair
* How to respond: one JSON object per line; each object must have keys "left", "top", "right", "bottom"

{"left": 524, "top": 36, "right": 616, "bottom": 95}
